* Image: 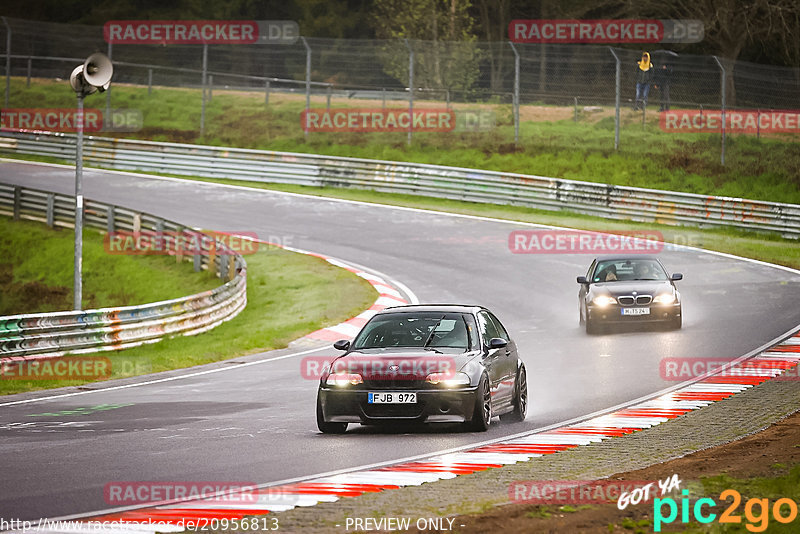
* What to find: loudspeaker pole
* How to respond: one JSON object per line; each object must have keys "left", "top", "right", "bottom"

{"left": 73, "top": 92, "right": 84, "bottom": 310}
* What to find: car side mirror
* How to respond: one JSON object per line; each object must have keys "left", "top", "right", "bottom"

{"left": 577, "top": 276, "right": 588, "bottom": 284}
{"left": 488, "top": 337, "right": 508, "bottom": 349}
{"left": 671, "top": 273, "right": 683, "bottom": 281}
{"left": 333, "top": 339, "right": 350, "bottom": 351}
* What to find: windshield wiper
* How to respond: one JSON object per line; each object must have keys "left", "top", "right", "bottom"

{"left": 422, "top": 316, "right": 445, "bottom": 349}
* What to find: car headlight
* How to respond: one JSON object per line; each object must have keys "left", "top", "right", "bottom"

{"left": 653, "top": 293, "right": 676, "bottom": 304}
{"left": 426, "top": 372, "right": 471, "bottom": 387}
{"left": 591, "top": 295, "right": 617, "bottom": 307}
{"left": 325, "top": 372, "right": 363, "bottom": 386}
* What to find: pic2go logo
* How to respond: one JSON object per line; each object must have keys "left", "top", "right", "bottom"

{"left": 654, "top": 489, "right": 800, "bottom": 532}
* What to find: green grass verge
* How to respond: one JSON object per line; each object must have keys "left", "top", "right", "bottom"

{"left": 0, "top": 216, "right": 218, "bottom": 314}
{"left": 5, "top": 77, "right": 800, "bottom": 204}
{"left": 0, "top": 219, "right": 377, "bottom": 396}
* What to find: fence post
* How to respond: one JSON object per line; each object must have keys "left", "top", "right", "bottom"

{"left": 265, "top": 79, "right": 270, "bottom": 106}
{"left": 301, "top": 37, "right": 311, "bottom": 141}
{"left": 404, "top": 39, "right": 414, "bottom": 146}
{"left": 200, "top": 43, "right": 208, "bottom": 137}
{"left": 105, "top": 42, "right": 112, "bottom": 129}
{"left": 26, "top": 56, "right": 31, "bottom": 87}
{"left": 609, "top": 47, "right": 621, "bottom": 151}
{"left": 326, "top": 83, "right": 331, "bottom": 111}
{"left": 574, "top": 96, "right": 578, "bottom": 122}
{"left": 382, "top": 87, "right": 386, "bottom": 110}
{"left": 757, "top": 109, "right": 760, "bottom": 139}
{"left": 2, "top": 17, "right": 10, "bottom": 108}
{"left": 208, "top": 74, "right": 213, "bottom": 101}
{"left": 147, "top": 68, "right": 152, "bottom": 95}
{"left": 508, "top": 41, "right": 520, "bottom": 145}
{"left": 446, "top": 89, "right": 450, "bottom": 110}
{"left": 713, "top": 56, "right": 726, "bottom": 165}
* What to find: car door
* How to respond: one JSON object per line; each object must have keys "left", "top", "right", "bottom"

{"left": 477, "top": 311, "right": 512, "bottom": 406}
{"left": 486, "top": 311, "right": 518, "bottom": 406}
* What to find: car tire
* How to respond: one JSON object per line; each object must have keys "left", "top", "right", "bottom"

{"left": 500, "top": 365, "right": 527, "bottom": 423}
{"left": 316, "top": 394, "right": 347, "bottom": 434}
{"left": 465, "top": 374, "right": 491, "bottom": 432}
{"left": 585, "top": 316, "right": 600, "bottom": 335}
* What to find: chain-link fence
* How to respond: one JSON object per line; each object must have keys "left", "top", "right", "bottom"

{"left": 1, "top": 17, "right": 799, "bottom": 161}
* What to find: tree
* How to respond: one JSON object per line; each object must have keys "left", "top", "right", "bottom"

{"left": 371, "top": 0, "right": 483, "bottom": 95}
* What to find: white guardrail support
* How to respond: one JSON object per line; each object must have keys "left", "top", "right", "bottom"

{"left": 0, "top": 181, "right": 247, "bottom": 361}
{"left": 1, "top": 131, "right": 799, "bottom": 237}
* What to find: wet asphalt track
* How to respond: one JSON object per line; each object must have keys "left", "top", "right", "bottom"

{"left": 1, "top": 160, "right": 800, "bottom": 520}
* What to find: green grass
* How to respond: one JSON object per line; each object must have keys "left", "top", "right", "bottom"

{"left": 0, "top": 216, "right": 218, "bottom": 314}
{"left": 5, "top": 77, "right": 800, "bottom": 204}
{"left": 0, "top": 219, "right": 377, "bottom": 395}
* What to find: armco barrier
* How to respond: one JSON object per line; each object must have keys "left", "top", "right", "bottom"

{"left": 1, "top": 131, "right": 798, "bottom": 237}
{"left": 0, "top": 182, "right": 247, "bottom": 361}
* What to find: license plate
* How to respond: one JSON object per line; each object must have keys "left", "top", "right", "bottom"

{"left": 621, "top": 307, "right": 650, "bottom": 316}
{"left": 368, "top": 392, "right": 417, "bottom": 404}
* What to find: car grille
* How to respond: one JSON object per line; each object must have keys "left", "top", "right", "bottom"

{"left": 364, "top": 375, "right": 426, "bottom": 389}
{"left": 362, "top": 402, "right": 426, "bottom": 419}
{"left": 617, "top": 295, "right": 652, "bottom": 306}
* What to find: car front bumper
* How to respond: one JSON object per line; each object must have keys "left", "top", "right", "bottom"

{"left": 318, "top": 386, "right": 479, "bottom": 424}
{"left": 587, "top": 302, "right": 681, "bottom": 324}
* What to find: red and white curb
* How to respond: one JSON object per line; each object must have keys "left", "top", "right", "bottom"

{"left": 36, "top": 329, "right": 799, "bottom": 533}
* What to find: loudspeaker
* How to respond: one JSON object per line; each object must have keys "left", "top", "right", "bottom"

{"left": 83, "top": 53, "right": 113, "bottom": 90}
{"left": 69, "top": 53, "right": 113, "bottom": 95}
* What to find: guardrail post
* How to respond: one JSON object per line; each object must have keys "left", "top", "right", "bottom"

{"left": 218, "top": 253, "right": 228, "bottom": 279}
{"left": 265, "top": 79, "right": 270, "bottom": 106}
{"left": 2, "top": 17, "right": 10, "bottom": 108}
{"left": 193, "top": 252, "right": 202, "bottom": 272}
{"left": 26, "top": 56, "right": 31, "bottom": 87}
{"left": 404, "top": 39, "right": 414, "bottom": 146}
{"left": 713, "top": 55, "right": 726, "bottom": 166}
{"left": 12, "top": 186, "right": 20, "bottom": 220}
{"left": 106, "top": 205, "right": 115, "bottom": 233}
{"left": 147, "top": 68, "right": 152, "bottom": 95}
{"left": 132, "top": 213, "right": 141, "bottom": 233}
{"left": 608, "top": 47, "right": 621, "bottom": 151}
{"left": 301, "top": 37, "right": 311, "bottom": 141}
{"left": 508, "top": 41, "right": 520, "bottom": 146}
{"left": 46, "top": 193, "right": 54, "bottom": 227}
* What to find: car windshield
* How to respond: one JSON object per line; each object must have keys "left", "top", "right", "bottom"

{"left": 352, "top": 312, "right": 471, "bottom": 351}
{"left": 592, "top": 259, "right": 667, "bottom": 282}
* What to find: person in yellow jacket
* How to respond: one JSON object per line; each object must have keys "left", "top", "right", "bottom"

{"left": 633, "top": 52, "right": 654, "bottom": 111}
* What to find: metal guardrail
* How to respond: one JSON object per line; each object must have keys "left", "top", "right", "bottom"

{"left": 1, "top": 131, "right": 799, "bottom": 237}
{"left": 0, "top": 181, "right": 247, "bottom": 361}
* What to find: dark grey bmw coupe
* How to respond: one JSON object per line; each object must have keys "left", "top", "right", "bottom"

{"left": 316, "top": 304, "right": 527, "bottom": 433}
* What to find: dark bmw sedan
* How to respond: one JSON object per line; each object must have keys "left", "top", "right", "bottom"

{"left": 577, "top": 255, "right": 683, "bottom": 334}
{"left": 316, "top": 305, "right": 527, "bottom": 433}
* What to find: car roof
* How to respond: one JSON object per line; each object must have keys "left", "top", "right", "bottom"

{"left": 593, "top": 255, "right": 662, "bottom": 262}
{"left": 376, "top": 304, "right": 485, "bottom": 315}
